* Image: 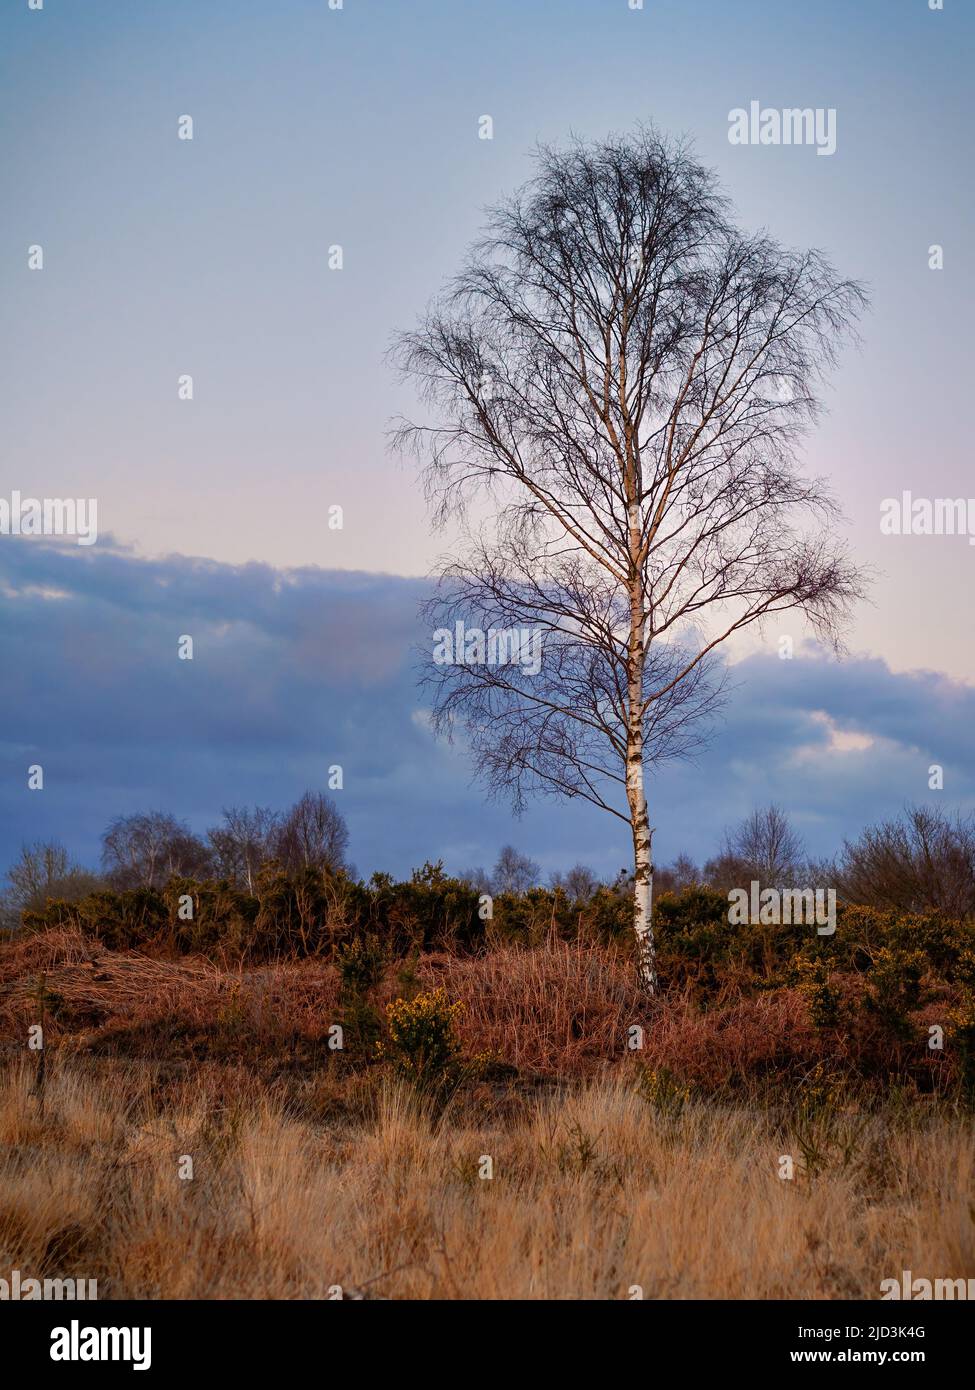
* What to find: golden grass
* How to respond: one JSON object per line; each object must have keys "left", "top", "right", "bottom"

{"left": 1, "top": 1055, "right": 972, "bottom": 1300}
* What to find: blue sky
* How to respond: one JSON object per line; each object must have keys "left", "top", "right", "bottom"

{"left": 1, "top": 0, "right": 973, "bottom": 879}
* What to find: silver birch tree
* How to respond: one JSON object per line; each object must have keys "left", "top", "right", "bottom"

{"left": 392, "top": 129, "right": 866, "bottom": 992}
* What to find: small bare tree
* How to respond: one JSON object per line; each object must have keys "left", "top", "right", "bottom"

{"left": 550, "top": 863, "right": 600, "bottom": 902}
{"left": 491, "top": 844, "right": 540, "bottom": 894}
{"left": 837, "top": 806, "right": 975, "bottom": 916}
{"left": 712, "top": 804, "right": 805, "bottom": 889}
{"left": 2, "top": 841, "right": 100, "bottom": 923}
{"left": 273, "top": 792, "right": 349, "bottom": 875}
{"left": 101, "top": 812, "right": 211, "bottom": 889}
{"left": 392, "top": 128, "right": 866, "bottom": 991}
{"left": 7, "top": 841, "right": 69, "bottom": 905}
{"left": 208, "top": 805, "right": 281, "bottom": 892}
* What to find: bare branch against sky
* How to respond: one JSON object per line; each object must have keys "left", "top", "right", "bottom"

{"left": 392, "top": 127, "right": 868, "bottom": 990}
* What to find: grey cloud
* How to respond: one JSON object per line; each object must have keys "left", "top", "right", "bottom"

{"left": 2, "top": 541, "right": 973, "bottom": 881}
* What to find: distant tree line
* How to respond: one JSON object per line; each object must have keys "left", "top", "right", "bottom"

{"left": 460, "top": 805, "right": 975, "bottom": 920}
{"left": 1, "top": 791, "right": 349, "bottom": 924}
{"left": 3, "top": 801, "right": 975, "bottom": 929}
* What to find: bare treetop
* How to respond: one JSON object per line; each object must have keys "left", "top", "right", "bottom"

{"left": 394, "top": 127, "right": 864, "bottom": 643}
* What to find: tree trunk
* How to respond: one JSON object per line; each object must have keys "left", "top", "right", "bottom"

{"left": 626, "top": 496, "right": 656, "bottom": 994}
{"left": 627, "top": 720, "right": 656, "bottom": 994}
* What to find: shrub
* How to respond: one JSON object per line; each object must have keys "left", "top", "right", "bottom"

{"left": 837, "top": 806, "right": 975, "bottom": 916}
{"left": 655, "top": 886, "right": 728, "bottom": 932}
{"left": 366, "top": 865, "right": 484, "bottom": 954}
{"left": 794, "top": 955, "right": 842, "bottom": 1030}
{"left": 23, "top": 887, "right": 168, "bottom": 952}
{"left": 862, "top": 946, "right": 927, "bottom": 1042}
{"left": 638, "top": 1066, "right": 692, "bottom": 1117}
{"left": 336, "top": 935, "right": 385, "bottom": 996}
{"left": 947, "top": 991, "right": 975, "bottom": 1106}
{"left": 381, "top": 987, "right": 464, "bottom": 1088}
{"left": 336, "top": 935, "right": 386, "bottom": 1051}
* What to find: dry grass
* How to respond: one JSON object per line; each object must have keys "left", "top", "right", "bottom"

{"left": 2, "top": 928, "right": 972, "bottom": 1299}
{"left": 1, "top": 1054, "right": 973, "bottom": 1300}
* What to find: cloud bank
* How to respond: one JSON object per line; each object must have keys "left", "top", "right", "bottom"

{"left": 2, "top": 539, "right": 973, "bottom": 883}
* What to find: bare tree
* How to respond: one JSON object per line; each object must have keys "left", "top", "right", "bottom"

{"left": 208, "top": 805, "right": 281, "bottom": 892}
{"left": 101, "top": 812, "right": 212, "bottom": 889}
{"left": 711, "top": 804, "right": 805, "bottom": 889}
{"left": 655, "top": 853, "right": 702, "bottom": 894}
{"left": 273, "top": 792, "right": 349, "bottom": 875}
{"left": 550, "top": 863, "right": 600, "bottom": 901}
{"left": 491, "top": 844, "right": 540, "bottom": 894}
{"left": 7, "top": 841, "right": 69, "bottom": 904}
{"left": 4, "top": 840, "right": 101, "bottom": 916}
{"left": 457, "top": 866, "right": 491, "bottom": 894}
{"left": 392, "top": 127, "right": 866, "bottom": 991}
{"left": 837, "top": 806, "right": 975, "bottom": 916}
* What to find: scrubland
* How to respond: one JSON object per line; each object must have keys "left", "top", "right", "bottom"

{"left": 2, "top": 874, "right": 974, "bottom": 1299}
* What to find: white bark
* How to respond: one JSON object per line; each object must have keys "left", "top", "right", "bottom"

{"left": 629, "top": 769, "right": 655, "bottom": 993}
{"left": 626, "top": 498, "right": 656, "bottom": 994}
{"left": 626, "top": 685, "right": 656, "bottom": 994}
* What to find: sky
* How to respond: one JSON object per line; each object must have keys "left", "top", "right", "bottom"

{"left": 1, "top": 0, "right": 973, "bottom": 881}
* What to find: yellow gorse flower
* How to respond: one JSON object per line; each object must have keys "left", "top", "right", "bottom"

{"left": 383, "top": 987, "right": 464, "bottom": 1083}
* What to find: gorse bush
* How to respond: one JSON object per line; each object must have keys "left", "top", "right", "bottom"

{"left": 794, "top": 954, "right": 842, "bottom": 1030}
{"left": 947, "top": 992, "right": 975, "bottom": 1105}
{"left": 336, "top": 934, "right": 386, "bottom": 1052}
{"left": 336, "top": 935, "right": 386, "bottom": 997}
{"left": 381, "top": 987, "right": 464, "bottom": 1088}
{"left": 19, "top": 871, "right": 975, "bottom": 984}
{"left": 862, "top": 946, "right": 928, "bottom": 1042}
{"left": 18, "top": 864, "right": 631, "bottom": 961}
{"left": 14, "top": 859, "right": 975, "bottom": 1098}
{"left": 638, "top": 1066, "right": 692, "bottom": 1118}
